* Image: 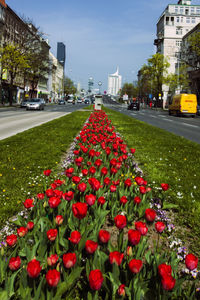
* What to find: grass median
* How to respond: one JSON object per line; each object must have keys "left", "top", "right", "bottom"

{"left": 104, "top": 106, "right": 200, "bottom": 254}
{"left": 0, "top": 110, "right": 90, "bottom": 227}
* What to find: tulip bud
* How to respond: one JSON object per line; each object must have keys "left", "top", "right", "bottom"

{"left": 127, "top": 246, "right": 133, "bottom": 257}
{"left": 43, "top": 201, "right": 47, "bottom": 208}
{"left": 1, "top": 246, "right": 4, "bottom": 256}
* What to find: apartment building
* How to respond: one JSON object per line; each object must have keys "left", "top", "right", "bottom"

{"left": 107, "top": 67, "right": 122, "bottom": 96}
{"left": 154, "top": 0, "right": 200, "bottom": 105}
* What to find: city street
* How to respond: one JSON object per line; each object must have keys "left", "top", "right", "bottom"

{"left": 0, "top": 103, "right": 85, "bottom": 140}
{"left": 104, "top": 102, "right": 200, "bottom": 144}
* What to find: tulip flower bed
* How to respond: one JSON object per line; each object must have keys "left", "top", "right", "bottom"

{"left": 0, "top": 110, "right": 199, "bottom": 299}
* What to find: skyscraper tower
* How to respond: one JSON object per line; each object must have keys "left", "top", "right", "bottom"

{"left": 57, "top": 42, "right": 66, "bottom": 68}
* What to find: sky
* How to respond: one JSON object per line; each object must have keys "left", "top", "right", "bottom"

{"left": 5, "top": 0, "right": 200, "bottom": 92}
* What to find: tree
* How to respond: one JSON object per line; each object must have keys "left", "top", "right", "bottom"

{"left": 64, "top": 77, "right": 77, "bottom": 97}
{"left": 166, "top": 63, "right": 190, "bottom": 95}
{"left": 181, "top": 31, "right": 200, "bottom": 70}
{"left": 0, "top": 44, "right": 29, "bottom": 105}
{"left": 120, "top": 83, "right": 138, "bottom": 99}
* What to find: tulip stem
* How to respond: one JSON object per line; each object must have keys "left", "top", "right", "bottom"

{"left": 156, "top": 233, "right": 160, "bottom": 253}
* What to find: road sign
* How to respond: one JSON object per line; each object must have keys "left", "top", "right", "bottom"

{"left": 123, "top": 94, "right": 128, "bottom": 101}
{"left": 149, "top": 94, "right": 152, "bottom": 99}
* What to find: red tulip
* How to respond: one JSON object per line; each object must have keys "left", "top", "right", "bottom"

{"left": 161, "top": 275, "right": 176, "bottom": 291}
{"left": 17, "top": 226, "right": 28, "bottom": 237}
{"left": 134, "top": 196, "right": 141, "bottom": 205}
{"left": 65, "top": 167, "right": 74, "bottom": 177}
{"left": 135, "top": 221, "right": 148, "bottom": 236}
{"left": 129, "top": 259, "right": 143, "bottom": 273}
{"left": 6, "top": 234, "right": 17, "bottom": 247}
{"left": 118, "top": 284, "right": 126, "bottom": 296}
{"left": 185, "top": 253, "right": 198, "bottom": 271}
{"left": 85, "top": 240, "right": 98, "bottom": 254}
{"left": 98, "top": 230, "right": 110, "bottom": 244}
{"left": 63, "top": 253, "right": 76, "bottom": 268}
{"left": 72, "top": 202, "right": 88, "bottom": 219}
{"left": 23, "top": 198, "right": 34, "bottom": 209}
{"left": 68, "top": 231, "right": 81, "bottom": 244}
{"left": 97, "top": 196, "right": 106, "bottom": 206}
{"left": 62, "top": 191, "right": 74, "bottom": 201}
{"left": 85, "top": 194, "right": 96, "bottom": 206}
{"left": 128, "top": 229, "right": 141, "bottom": 245}
{"left": 55, "top": 215, "right": 64, "bottom": 225}
{"left": 46, "top": 269, "right": 60, "bottom": 287}
{"left": 155, "top": 221, "right": 165, "bottom": 233}
{"left": 77, "top": 182, "right": 87, "bottom": 192}
{"left": 27, "top": 221, "right": 34, "bottom": 231}
{"left": 43, "top": 169, "right": 52, "bottom": 176}
{"left": 158, "top": 263, "right": 172, "bottom": 277}
{"left": 47, "top": 229, "right": 58, "bottom": 241}
{"left": 114, "top": 215, "right": 127, "bottom": 229}
{"left": 109, "top": 251, "right": 124, "bottom": 266}
{"left": 72, "top": 176, "right": 81, "bottom": 184}
{"left": 9, "top": 256, "right": 21, "bottom": 271}
{"left": 89, "top": 269, "right": 103, "bottom": 290}
{"left": 120, "top": 196, "right": 128, "bottom": 205}
{"left": 27, "top": 259, "right": 42, "bottom": 278}
{"left": 47, "top": 254, "right": 59, "bottom": 266}
{"left": 48, "top": 197, "right": 61, "bottom": 208}
{"left": 145, "top": 208, "right": 156, "bottom": 222}
{"left": 161, "top": 183, "right": 170, "bottom": 191}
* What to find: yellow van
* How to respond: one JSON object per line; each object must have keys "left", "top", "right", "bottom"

{"left": 169, "top": 94, "right": 197, "bottom": 117}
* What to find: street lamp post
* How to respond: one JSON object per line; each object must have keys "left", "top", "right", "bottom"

{"left": 98, "top": 81, "right": 102, "bottom": 94}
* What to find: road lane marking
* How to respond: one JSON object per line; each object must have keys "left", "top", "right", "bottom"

{"left": 182, "top": 123, "right": 199, "bottom": 128}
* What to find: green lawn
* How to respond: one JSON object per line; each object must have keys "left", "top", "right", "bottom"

{"left": 0, "top": 110, "right": 90, "bottom": 227}
{"left": 104, "top": 107, "right": 200, "bottom": 254}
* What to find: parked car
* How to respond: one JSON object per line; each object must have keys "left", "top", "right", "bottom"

{"left": 39, "top": 98, "right": 46, "bottom": 106}
{"left": 127, "top": 101, "right": 140, "bottom": 111}
{"left": 77, "top": 97, "right": 82, "bottom": 103}
{"left": 197, "top": 104, "right": 200, "bottom": 115}
{"left": 84, "top": 98, "right": 91, "bottom": 104}
{"left": 20, "top": 99, "right": 29, "bottom": 108}
{"left": 67, "top": 95, "right": 74, "bottom": 103}
{"left": 58, "top": 99, "right": 65, "bottom": 105}
{"left": 26, "top": 98, "right": 45, "bottom": 110}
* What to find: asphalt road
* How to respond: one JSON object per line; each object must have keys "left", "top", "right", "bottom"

{"left": 104, "top": 102, "right": 200, "bottom": 144}
{"left": 0, "top": 103, "right": 86, "bottom": 140}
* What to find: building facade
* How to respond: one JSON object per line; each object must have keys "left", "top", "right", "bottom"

{"left": 0, "top": 4, "right": 50, "bottom": 103}
{"left": 154, "top": 0, "right": 200, "bottom": 106}
{"left": 48, "top": 52, "right": 64, "bottom": 102}
{"left": 107, "top": 67, "right": 122, "bottom": 96}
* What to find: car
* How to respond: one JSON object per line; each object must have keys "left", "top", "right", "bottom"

{"left": 197, "top": 104, "right": 200, "bottom": 115}
{"left": 67, "top": 95, "right": 74, "bottom": 103}
{"left": 26, "top": 98, "right": 45, "bottom": 110}
{"left": 127, "top": 101, "right": 140, "bottom": 111}
{"left": 77, "top": 97, "right": 82, "bottom": 103}
{"left": 84, "top": 98, "right": 91, "bottom": 104}
{"left": 39, "top": 98, "right": 46, "bottom": 106}
{"left": 58, "top": 99, "right": 66, "bottom": 105}
{"left": 20, "top": 99, "right": 29, "bottom": 108}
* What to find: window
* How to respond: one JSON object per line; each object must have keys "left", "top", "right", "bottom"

{"left": 175, "top": 6, "right": 178, "bottom": 13}
{"left": 176, "top": 27, "right": 183, "bottom": 35}
{"left": 176, "top": 40, "right": 182, "bottom": 47}
{"left": 166, "top": 16, "right": 169, "bottom": 25}
{"left": 192, "top": 17, "right": 195, "bottom": 23}
{"left": 176, "top": 16, "right": 180, "bottom": 23}
{"left": 180, "top": 7, "right": 184, "bottom": 14}
{"left": 191, "top": 7, "right": 195, "bottom": 14}
{"left": 185, "top": 7, "right": 189, "bottom": 15}
{"left": 197, "top": 7, "right": 200, "bottom": 14}
{"left": 186, "top": 17, "right": 190, "bottom": 23}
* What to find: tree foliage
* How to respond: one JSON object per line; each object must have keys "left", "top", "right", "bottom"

{"left": 138, "top": 53, "right": 170, "bottom": 99}
{"left": 0, "top": 44, "right": 30, "bottom": 105}
{"left": 120, "top": 83, "right": 138, "bottom": 98}
{"left": 64, "top": 77, "right": 77, "bottom": 96}
{"left": 182, "top": 31, "right": 200, "bottom": 70}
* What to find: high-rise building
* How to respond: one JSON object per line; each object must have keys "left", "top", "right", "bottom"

{"left": 154, "top": 0, "right": 200, "bottom": 105}
{"left": 107, "top": 67, "right": 122, "bottom": 96}
{"left": 57, "top": 42, "right": 66, "bottom": 67}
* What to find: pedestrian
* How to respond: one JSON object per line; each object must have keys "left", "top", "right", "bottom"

{"left": 149, "top": 100, "right": 152, "bottom": 109}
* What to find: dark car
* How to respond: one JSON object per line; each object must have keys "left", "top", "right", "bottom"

{"left": 58, "top": 99, "right": 65, "bottom": 105}
{"left": 197, "top": 104, "right": 200, "bottom": 115}
{"left": 84, "top": 98, "right": 91, "bottom": 104}
{"left": 127, "top": 101, "right": 140, "bottom": 111}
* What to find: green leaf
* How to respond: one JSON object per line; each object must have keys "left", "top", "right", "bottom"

{"left": 55, "top": 267, "right": 83, "bottom": 298}
{"left": 0, "top": 290, "right": 8, "bottom": 300}
{"left": 33, "top": 276, "right": 44, "bottom": 300}
{"left": 162, "top": 202, "right": 179, "bottom": 210}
